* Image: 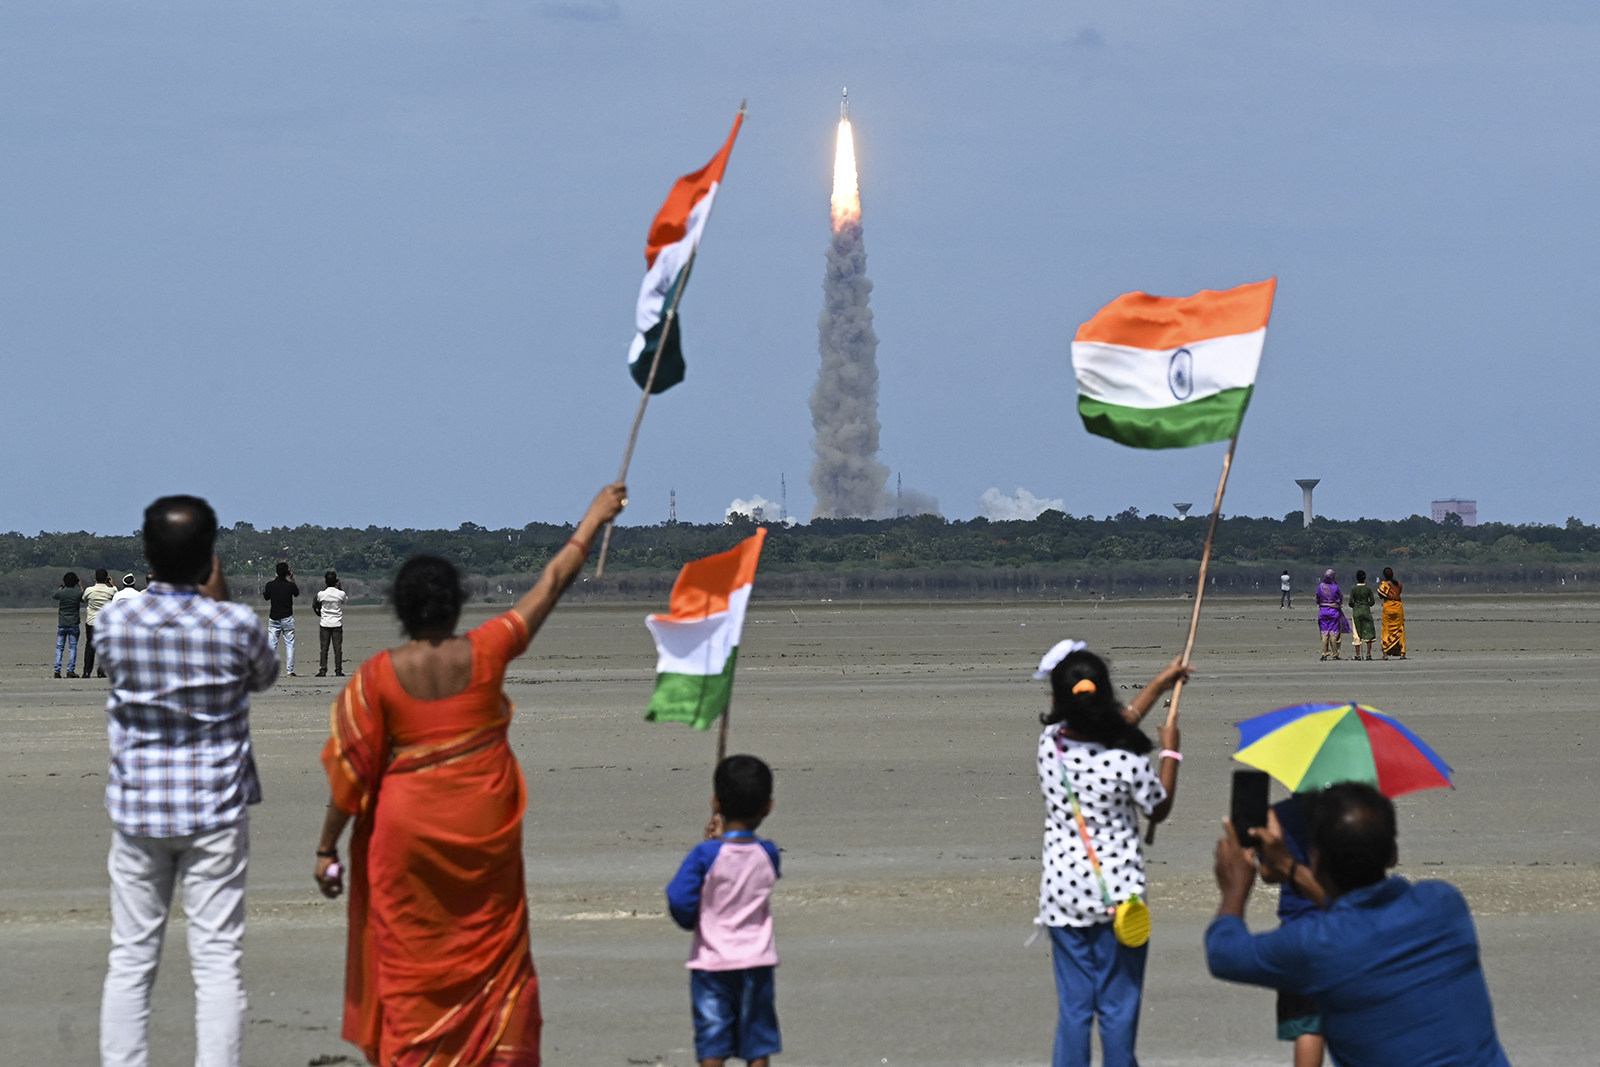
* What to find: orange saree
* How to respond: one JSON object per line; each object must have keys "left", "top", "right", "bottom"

{"left": 322, "top": 612, "right": 541, "bottom": 1067}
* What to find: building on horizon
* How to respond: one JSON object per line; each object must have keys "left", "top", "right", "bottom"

{"left": 1431, "top": 498, "right": 1478, "bottom": 526}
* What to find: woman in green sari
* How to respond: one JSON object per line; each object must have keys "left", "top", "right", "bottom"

{"left": 1347, "top": 570, "right": 1377, "bottom": 660}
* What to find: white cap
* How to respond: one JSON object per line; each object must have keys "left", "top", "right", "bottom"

{"left": 1032, "top": 639, "right": 1087, "bottom": 680}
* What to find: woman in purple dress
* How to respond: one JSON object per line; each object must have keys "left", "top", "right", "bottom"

{"left": 1315, "top": 569, "right": 1343, "bottom": 660}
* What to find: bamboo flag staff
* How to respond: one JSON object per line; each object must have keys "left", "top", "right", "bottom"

{"left": 595, "top": 102, "right": 747, "bottom": 578}
{"left": 1068, "top": 279, "right": 1278, "bottom": 837}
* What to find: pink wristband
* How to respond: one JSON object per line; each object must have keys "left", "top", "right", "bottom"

{"left": 1159, "top": 749, "right": 1183, "bottom": 762}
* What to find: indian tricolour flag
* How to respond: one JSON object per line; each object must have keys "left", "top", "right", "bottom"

{"left": 627, "top": 110, "right": 744, "bottom": 394}
{"left": 1071, "top": 278, "right": 1277, "bottom": 449}
{"left": 644, "top": 528, "right": 766, "bottom": 730}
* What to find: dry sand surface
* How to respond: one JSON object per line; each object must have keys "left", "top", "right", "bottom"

{"left": 2, "top": 593, "right": 1596, "bottom": 1066}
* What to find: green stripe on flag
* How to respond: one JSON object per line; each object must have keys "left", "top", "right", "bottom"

{"left": 631, "top": 267, "right": 687, "bottom": 394}
{"left": 645, "top": 648, "right": 737, "bottom": 731}
{"left": 1077, "top": 387, "right": 1253, "bottom": 450}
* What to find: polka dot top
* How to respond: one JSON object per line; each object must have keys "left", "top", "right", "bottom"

{"left": 1037, "top": 723, "right": 1166, "bottom": 928}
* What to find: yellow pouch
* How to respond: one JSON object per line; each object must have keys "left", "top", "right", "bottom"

{"left": 1113, "top": 894, "right": 1151, "bottom": 948}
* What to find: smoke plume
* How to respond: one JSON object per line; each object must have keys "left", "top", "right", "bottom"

{"left": 809, "top": 115, "right": 891, "bottom": 519}
{"left": 978, "top": 487, "right": 1065, "bottom": 521}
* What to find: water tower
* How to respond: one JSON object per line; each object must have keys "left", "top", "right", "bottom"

{"left": 1295, "top": 479, "right": 1320, "bottom": 528}
{"left": 1174, "top": 503, "right": 1193, "bottom": 520}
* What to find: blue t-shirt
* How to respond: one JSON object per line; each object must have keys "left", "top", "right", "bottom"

{"left": 1206, "top": 877, "right": 1510, "bottom": 1067}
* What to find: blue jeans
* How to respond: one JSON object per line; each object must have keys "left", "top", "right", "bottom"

{"left": 267, "top": 616, "right": 295, "bottom": 674}
{"left": 691, "top": 966, "right": 781, "bottom": 1062}
{"left": 1050, "top": 922, "right": 1148, "bottom": 1067}
{"left": 55, "top": 625, "right": 80, "bottom": 673}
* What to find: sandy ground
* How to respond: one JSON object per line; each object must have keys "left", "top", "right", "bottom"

{"left": 2, "top": 593, "right": 1596, "bottom": 1066}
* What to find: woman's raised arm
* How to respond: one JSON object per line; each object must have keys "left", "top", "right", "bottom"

{"left": 511, "top": 483, "right": 627, "bottom": 638}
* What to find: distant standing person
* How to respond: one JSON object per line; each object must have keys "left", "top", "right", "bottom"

{"left": 52, "top": 571, "right": 85, "bottom": 678}
{"left": 82, "top": 569, "right": 119, "bottom": 678}
{"left": 1315, "top": 570, "right": 1343, "bottom": 661}
{"left": 95, "top": 495, "right": 278, "bottom": 1067}
{"left": 1280, "top": 570, "right": 1292, "bottom": 608}
{"left": 1346, "top": 571, "right": 1377, "bottom": 661}
{"left": 112, "top": 573, "right": 142, "bottom": 603}
{"left": 314, "top": 570, "right": 347, "bottom": 677}
{"left": 263, "top": 562, "right": 299, "bottom": 676}
{"left": 1378, "top": 568, "right": 1406, "bottom": 659}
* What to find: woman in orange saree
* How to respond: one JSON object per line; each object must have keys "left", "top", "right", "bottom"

{"left": 1378, "top": 566, "right": 1406, "bottom": 660}
{"left": 313, "top": 484, "right": 626, "bottom": 1066}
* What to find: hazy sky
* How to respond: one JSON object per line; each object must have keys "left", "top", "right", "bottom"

{"left": 5, "top": 2, "right": 1597, "bottom": 533}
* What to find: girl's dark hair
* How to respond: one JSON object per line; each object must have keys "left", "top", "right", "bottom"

{"left": 1041, "top": 649, "right": 1153, "bottom": 755}
{"left": 1356, "top": 569, "right": 1367, "bottom": 582}
{"left": 392, "top": 555, "right": 465, "bottom": 638}
{"left": 1382, "top": 567, "right": 1395, "bottom": 581}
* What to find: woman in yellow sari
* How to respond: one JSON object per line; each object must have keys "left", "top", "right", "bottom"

{"left": 1378, "top": 566, "right": 1406, "bottom": 659}
{"left": 313, "top": 483, "right": 626, "bottom": 1066}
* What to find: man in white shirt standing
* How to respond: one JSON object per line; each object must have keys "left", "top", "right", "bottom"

{"left": 314, "top": 570, "right": 348, "bottom": 677}
{"left": 1280, "top": 570, "right": 1292, "bottom": 609}
{"left": 82, "top": 569, "right": 118, "bottom": 679}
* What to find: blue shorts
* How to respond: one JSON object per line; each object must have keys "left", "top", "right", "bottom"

{"left": 691, "top": 966, "right": 781, "bottom": 1062}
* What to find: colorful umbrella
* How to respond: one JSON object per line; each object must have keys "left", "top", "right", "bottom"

{"left": 1232, "top": 702, "right": 1453, "bottom": 797}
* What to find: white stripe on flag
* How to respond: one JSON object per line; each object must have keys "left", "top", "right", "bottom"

{"left": 644, "top": 585, "right": 751, "bottom": 676}
{"left": 1072, "top": 328, "right": 1265, "bottom": 410}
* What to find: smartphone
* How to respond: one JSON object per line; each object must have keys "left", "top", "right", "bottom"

{"left": 1230, "top": 769, "right": 1271, "bottom": 847}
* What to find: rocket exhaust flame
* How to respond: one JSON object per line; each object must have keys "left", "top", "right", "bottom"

{"left": 830, "top": 119, "right": 860, "bottom": 230}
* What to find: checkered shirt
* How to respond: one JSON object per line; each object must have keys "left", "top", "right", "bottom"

{"left": 95, "top": 582, "right": 279, "bottom": 838}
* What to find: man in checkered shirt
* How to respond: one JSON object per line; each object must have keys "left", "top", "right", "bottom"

{"left": 93, "top": 494, "right": 278, "bottom": 1067}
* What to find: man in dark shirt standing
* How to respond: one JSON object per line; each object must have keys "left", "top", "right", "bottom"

{"left": 262, "top": 562, "right": 299, "bottom": 677}
{"left": 52, "top": 571, "right": 86, "bottom": 677}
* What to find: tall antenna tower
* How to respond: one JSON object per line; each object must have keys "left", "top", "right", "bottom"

{"left": 780, "top": 473, "right": 787, "bottom": 523}
{"left": 669, "top": 488, "right": 677, "bottom": 524}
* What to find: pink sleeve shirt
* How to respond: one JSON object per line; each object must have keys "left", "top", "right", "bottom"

{"left": 666, "top": 836, "right": 781, "bottom": 971}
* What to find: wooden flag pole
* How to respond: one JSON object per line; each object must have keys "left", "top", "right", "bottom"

{"left": 715, "top": 704, "right": 730, "bottom": 766}
{"left": 595, "top": 101, "right": 747, "bottom": 579}
{"left": 1146, "top": 433, "right": 1239, "bottom": 845}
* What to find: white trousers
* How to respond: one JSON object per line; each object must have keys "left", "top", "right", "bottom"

{"left": 101, "top": 817, "right": 249, "bottom": 1067}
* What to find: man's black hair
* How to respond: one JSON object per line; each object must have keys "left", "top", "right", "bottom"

{"left": 142, "top": 496, "right": 217, "bottom": 584}
{"left": 1309, "top": 781, "right": 1397, "bottom": 895}
{"left": 96, "top": 568, "right": 110, "bottom": 583}
{"left": 391, "top": 555, "right": 465, "bottom": 638}
{"left": 63, "top": 571, "right": 80, "bottom": 586}
{"left": 276, "top": 561, "right": 291, "bottom": 579}
{"left": 714, "top": 754, "right": 773, "bottom": 822}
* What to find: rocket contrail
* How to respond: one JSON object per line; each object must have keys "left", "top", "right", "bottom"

{"left": 810, "top": 92, "right": 890, "bottom": 519}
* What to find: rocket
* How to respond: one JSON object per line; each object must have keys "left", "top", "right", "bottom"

{"left": 840, "top": 87, "right": 849, "bottom": 121}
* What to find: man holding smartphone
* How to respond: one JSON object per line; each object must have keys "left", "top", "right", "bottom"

{"left": 262, "top": 561, "right": 299, "bottom": 676}
{"left": 95, "top": 495, "right": 279, "bottom": 1067}
{"left": 1205, "top": 783, "right": 1510, "bottom": 1067}
{"left": 313, "top": 569, "right": 347, "bottom": 677}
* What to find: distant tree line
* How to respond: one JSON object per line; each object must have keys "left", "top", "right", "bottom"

{"left": 1, "top": 509, "right": 1596, "bottom": 607}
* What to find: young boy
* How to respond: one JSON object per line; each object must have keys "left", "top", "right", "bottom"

{"left": 666, "top": 755, "right": 781, "bottom": 1067}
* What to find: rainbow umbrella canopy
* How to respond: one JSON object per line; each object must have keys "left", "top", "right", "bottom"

{"left": 1233, "top": 702, "right": 1454, "bottom": 797}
